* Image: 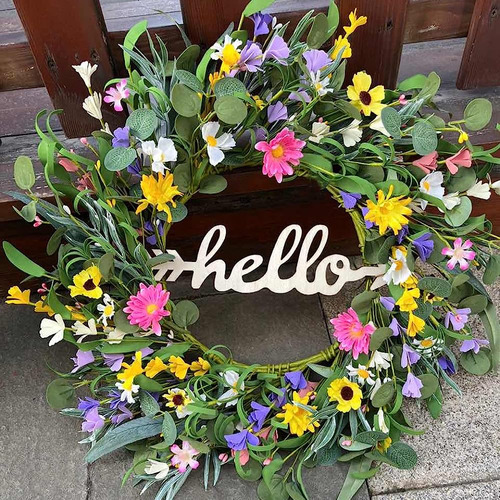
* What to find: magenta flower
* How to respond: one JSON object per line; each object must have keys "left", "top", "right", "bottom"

{"left": 123, "top": 283, "right": 170, "bottom": 335}
{"left": 399, "top": 94, "right": 408, "bottom": 105}
{"left": 460, "top": 338, "right": 489, "bottom": 354}
{"left": 255, "top": 128, "right": 305, "bottom": 183}
{"left": 402, "top": 372, "right": 423, "bottom": 398}
{"left": 412, "top": 151, "right": 437, "bottom": 174}
{"left": 445, "top": 149, "right": 472, "bottom": 175}
{"left": 330, "top": 307, "right": 375, "bottom": 359}
{"left": 444, "top": 308, "right": 471, "bottom": 331}
{"left": 170, "top": 441, "right": 200, "bottom": 473}
{"left": 441, "top": 238, "right": 475, "bottom": 271}
{"left": 104, "top": 79, "right": 130, "bottom": 112}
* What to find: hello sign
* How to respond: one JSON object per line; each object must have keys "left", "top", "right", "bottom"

{"left": 152, "top": 225, "right": 386, "bottom": 295}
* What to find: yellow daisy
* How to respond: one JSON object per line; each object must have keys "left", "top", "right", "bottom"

{"left": 327, "top": 377, "right": 363, "bottom": 413}
{"left": 68, "top": 265, "right": 103, "bottom": 299}
{"left": 136, "top": 173, "right": 182, "bottom": 223}
{"left": 276, "top": 391, "right": 320, "bottom": 437}
{"left": 347, "top": 71, "right": 385, "bottom": 116}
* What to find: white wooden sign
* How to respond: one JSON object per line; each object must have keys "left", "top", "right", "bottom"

{"left": 152, "top": 225, "right": 386, "bottom": 295}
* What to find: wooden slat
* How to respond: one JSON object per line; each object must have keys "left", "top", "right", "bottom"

{"left": 457, "top": 0, "right": 500, "bottom": 89}
{"left": 339, "top": 0, "right": 409, "bottom": 89}
{"left": 13, "top": 0, "right": 126, "bottom": 137}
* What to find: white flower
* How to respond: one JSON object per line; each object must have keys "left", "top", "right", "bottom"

{"left": 145, "top": 459, "right": 170, "bottom": 480}
{"left": 210, "top": 35, "right": 242, "bottom": 63}
{"left": 101, "top": 123, "right": 112, "bottom": 135}
{"left": 152, "top": 138, "right": 178, "bottom": 174}
{"left": 62, "top": 205, "right": 71, "bottom": 215}
{"left": 340, "top": 119, "right": 362, "bottom": 147}
{"left": 219, "top": 370, "right": 243, "bottom": 407}
{"left": 72, "top": 61, "right": 98, "bottom": 88}
{"left": 309, "top": 121, "right": 330, "bottom": 143}
{"left": 490, "top": 180, "right": 500, "bottom": 195}
{"left": 369, "top": 377, "right": 391, "bottom": 400}
{"left": 347, "top": 363, "right": 375, "bottom": 386}
{"left": 83, "top": 92, "right": 103, "bottom": 120}
{"left": 72, "top": 318, "right": 98, "bottom": 342}
{"left": 413, "top": 336, "right": 443, "bottom": 354}
{"left": 383, "top": 248, "right": 411, "bottom": 285}
{"left": 141, "top": 140, "right": 156, "bottom": 156}
{"left": 116, "top": 381, "right": 140, "bottom": 404}
{"left": 104, "top": 326, "right": 127, "bottom": 344}
{"left": 97, "top": 293, "right": 115, "bottom": 327}
{"left": 369, "top": 115, "right": 390, "bottom": 136}
{"left": 310, "top": 71, "right": 332, "bottom": 96}
{"left": 419, "top": 171, "right": 444, "bottom": 209}
{"left": 439, "top": 192, "right": 461, "bottom": 212}
{"left": 370, "top": 350, "right": 393, "bottom": 370}
{"left": 466, "top": 181, "right": 491, "bottom": 200}
{"left": 39, "top": 314, "right": 65, "bottom": 346}
{"left": 202, "top": 122, "right": 236, "bottom": 166}
{"left": 377, "top": 408, "right": 389, "bottom": 433}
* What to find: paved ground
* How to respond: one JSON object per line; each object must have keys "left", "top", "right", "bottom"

{"left": 1, "top": 279, "right": 499, "bottom": 499}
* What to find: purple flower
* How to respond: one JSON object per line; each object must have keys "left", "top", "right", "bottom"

{"left": 133, "top": 347, "right": 154, "bottom": 360}
{"left": 144, "top": 220, "right": 164, "bottom": 246}
{"left": 460, "top": 338, "right": 489, "bottom": 354}
{"left": 413, "top": 233, "right": 434, "bottom": 262}
{"left": 82, "top": 406, "right": 105, "bottom": 433}
{"left": 389, "top": 317, "right": 405, "bottom": 337}
{"left": 444, "top": 308, "right": 471, "bottom": 331}
{"left": 285, "top": 371, "right": 307, "bottom": 390}
{"left": 396, "top": 225, "right": 409, "bottom": 244}
{"left": 264, "top": 36, "right": 290, "bottom": 64}
{"left": 340, "top": 191, "right": 361, "bottom": 210}
{"left": 269, "top": 387, "right": 286, "bottom": 408}
{"left": 255, "top": 127, "right": 267, "bottom": 142}
{"left": 289, "top": 89, "right": 311, "bottom": 103}
{"left": 438, "top": 356, "right": 456, "bottom": 375}
{"left": 361, "top": 207, "right": 374, "bottom": 229}
{"left": 303, "top": 49, "right": 331, "bottom": 73}
{"left": 127, "top": 159, "right": 141, "bottom": 176}
{"left": 78, "top": 397, "right": 100, "bottom": 415}
{"left": 224, "top": 430, "right": 259, "bottom": 450}
{"left": 248, "top": 402, "right": 271, "bottom": 432}
{"left": 402, "top": 372, "right": 423, "bottom": 398}
{"left": 237, "top": 42, "right": 263, "bottom": 73}
{"left": 267, "top": 101, "right": 288, "bottom": 123}
{"left": 71, "top": 349, "right": 95, "bottom": 373}
{"left": 112, "top": 126, "right": 130, "bottom": 148}
{"left": 103, "top": 353, "right": 125, "bottom": 372}
{"left": 401, "top": 344, "right": 421, "bottom": 368}
{"left": 111, "top": 403, "right": 133, "bottom": 425}
{"left": 250, "top": 12, "right": 272, "bottom": 37}
{"left": 108, "top": 390, "right": 123, "bottom": 410}
{"left": 380, "top": 296, "right": 395, "bottom": 311}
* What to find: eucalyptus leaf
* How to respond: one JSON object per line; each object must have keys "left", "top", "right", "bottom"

{"left": 464, "top": 98, "right": 492, "bottom": 131}
{"left": 412, "top": 120, "right": 438, "bottom": 155}
{"left": 46, "top": 378, "right": 76, "bottom": 409}
{"left": 381, "top": 107, "right": 401, "bottom": 139}
{"left": 104, "top": 147, "right": 137, "bottom": 172}
{"left": 444, "top": 196, "right": 472, "bottom": 227}
{"left": 126, "top": 109, "right": 158, "bottom": 140}
{"left": 14, "top": 155, "right": 36, "bottom": 190}
{"left": 199, "top": 175, "right": 228, "bottom": 194}
{"left": 171, "top": 83, "right": 202, "bottom": 117}
{"left": 215, "top": 95, "right": 248, "bottom": 124}
{"left": 460, "top": 350, "right": 491, "bottom": 375}
{"left": 172, "top": 300, "right": 200, "bottom": 328}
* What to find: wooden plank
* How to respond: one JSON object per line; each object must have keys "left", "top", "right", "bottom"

{"left": 339, "top": 0, "right": 409, "bottom": 89}
{"left": 13, "top": 0, "right": 125, "bottom": 137}
{"left": 457, "top": 0, "right": 500, "bottom": 89}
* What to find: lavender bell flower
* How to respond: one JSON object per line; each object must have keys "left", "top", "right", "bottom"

{"left": 361, "top": 207, "right": 374, "bottom": 229}
{"left": 237, "top": 42, "right": 263, "bottom": 73}
{"left": 289, "top": 89, "right": 311, "bottom": 103}
{"left": 82, "top": 406, "right": 105, "bottom": 432}
{"left": 413, "top": 233, "right": 434, "bottom": 262}
{"left": 78, "top": 397, "right": 100, "bottom": 415}
{"left": 112, "top": 126, "right": 130, "bottom": 148}
{"left": 134, "top": 347, "right": 154, "bottom": 359}
{"left": 111, "top": 403, "right": 133, "bottom": 424}
{"left": 380, "top": 296, "right": 395, "bottom": 311}
{"left": 144, "top": 220, "right": 165, "bottom": 246}
{"left": 108, "top": 390, "right": 123, "bottom": 410}
{"left": 438, "top": 356, "right": 456, "bottom": 375}
{"left": 269, "top": 387, "right": 287, "bottom": 407}
{"left": 285, "top": 371, "right": 307, "bottom": 390}
{"left": 267, "top": 102, "right": 288, "bottom": 123}
{"left": 250, "top": 12, "right": 272, "bottom": 37}
{"left": 401, "top": 344, "right": 421, "bottom": 368}
{"left": 340, "top": 191, "right": 361, "bottom": 210}
{"left": 444, "top": 308, "right": 471, "bottom": 331}
{"left": 71, "top": 349, "right": 95, "bottom": 373}
{"left": 460, "top": 338, "right": 489, "bottom": 354}
{"left": 389, "top": 317, "right": 405, "bottom": 337}
{"left": 248, "top": 402, "right": 271, "bottom": 432}
{"left": 396, "top": 225, "right": 409, "bottom": 244}
{"left": 224, "top": 430, "right": 259, "bottom": 451}
{"left": 103, "top": 353, "right": 125, "bottom": 372}
{"left": 402, "top": 372, "right": 423, "bottom": 398}
{"left": 127, "top": 159, "right": 141, "bottom": 176}
{"left": 303, "top": 49, "right": 331, "bottom": 73}
{"left": 264, "top": 36, "right": 290, "bottom": 64}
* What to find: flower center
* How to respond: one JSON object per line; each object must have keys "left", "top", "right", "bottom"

{"left": 271, "top": 145, "right": 284, "bottom": 158}
{"left": 340, "top": 386, "right": 354, "bottom": 400}
{"left": 359, "top": 90, "right": 371, "bottom": 105}
{"left": 206, "top": 135, "right": 217, "bottom": 147}
{"left": 453, "top": 248, "right": 464, "bottom": 259}
{"left": 315, "top": 82, "right": 323, "bottom": 91}
{"left": 83, "top": 278, "right": 96, "bottom": 291}
{"left": 104, "top": 304, "right": 114, "bottom": 316}
{"left": 222, "top": 44, "right": 240, "bottom": 67}
{"left": 423, "top": 181, "right": 430, "bottom": 191}
{"left": 394, "top": 259, "right": 404, "bottom": 271}
{"left": 146, "top": 303, "right": 158, "bottom": 315}
{"left": 420, "top": 339, "right": 434, "bottom": 348}
{"left": 358, "top": 369, "right": 370, "bottom": 379}
{"left": 172, "top": 394, "right": 185, "bottom": 406}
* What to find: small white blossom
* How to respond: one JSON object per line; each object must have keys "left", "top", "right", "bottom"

{"left": 309, "top": 121, "right": 330, "bottom": 143}
{"left": 72, "top": 318, "right": 98, "bottom": 342}
{"left": 83, "top": 92, "right": 103, "bottom": 120}
{"left": 39, "top": 314, "right": 65, "bottom": 346}
{"left": 383, "top": 248, "right": 411, "bottom": 285}
{"left": 370, "top": 350, "right": 393, "bottom": 370}
{"left": 340, "top": 119, "right": 362, "bottom": 147}
{"left": 466, "top": 181, "right": 491, "bottom": 200}
{"left": 72, "top": 61, "right": 98, "bottom": 88}
{"left": 419, "top": 171, "right": 445, "bottom": 209}
{"left": 145, "top": 460, "right": 170, "bottom": 480}
{"left": 377, "top": 408, "right": 389, "bottom": 433}
{"left": 116, "top": 381, "right": 140, "bottom": 404}
{"left": 97, "top": 294, "right": 115, "bottom": 327}
{"left": 440, "top": 192, "right": 461, "bottom": 212}
{"left": 369, "top": 115, "right": 390, "bottom": 136}
{"left": 347, "top": 363, "right": 375, "bottom": 386}
{"left": 310, "top": 71, "right": 332, "bottom": 96}
{"left": 219, "top": 370, "right": 243, "bottom": 407}
{"left": 490, "top": 179, "right": 500, "bottom": 195}
{"left": 202, "top": 122, "right": 236, "bottom": 166}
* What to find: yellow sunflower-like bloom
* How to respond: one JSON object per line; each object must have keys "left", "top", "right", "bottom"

{"left": 364, "top": 185, "right": 412, "bottom": 235}
{"left": 145, "top": 357, "right": 168, "bottom": 378}
{"left": 117, "top": 351, "right": 144, "bottom": 390}
{"left": 344, "top": 9, "right": 368, "bottom": 36}
{"left": 327, "top": 377, "right": 363, "bottom": 413}
{"left": 347, "top": 71, "right": 385, "bottom": 116}
{"left": 276, "top": 392, "right": 320, "bottom": 437}
{"left": 163, "top": 388, "right": 193, "bottom": 416}
{"left": 190, "top": 357, "right": 211, "bottom": 376}
{"left": 167, "top": 355, "right": 190, "bottom": 380}
{"left": 220, "top": 44, "right": 241, "bottom": 74}
{"left": 331, "top": 35, "right": 352, "bottom": 60}
{"left": 407, "top": 312, "right": 425, "bottom": 337}
{"left": 68, "top": 265, "right": 103, "bottom": 299}
{"left": 136, "top": 173, "right": 182, "bottom": 223}
{"left": 396, "top": 288, "right": 421, "bottom": 312}
{"left": 6, "top": 286, "right": 31, "bottom": 305}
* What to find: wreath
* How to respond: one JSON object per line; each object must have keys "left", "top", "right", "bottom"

{"left": 4, "top": 1, "right": 500, "bottom": 499}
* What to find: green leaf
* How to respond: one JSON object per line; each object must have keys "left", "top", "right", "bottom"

{"left": 417, "top": 71, "right": 441, "bottom": 102}
{"left": 113, "top": 308, "right": 140, "bottom": 334}
{"left": 460, "top": 349, "right": 491, "bottom": 375}
{"left": 123, "top": 20, "right": 148, "bottom": 70}
{"left": 444, "top": 196, "right": 472, "bottom": 227}
{"left": 417, "top": 276, "right": 452, "bottom": 298}
{"left": 170, "top": 202, "right": 188, "bottom": 222}
{"left": 175, "top": 69, "right": 203, "bottom": 93}
{"left": 302, "top": 153, "right": 332, "bottom": 172}
{"left": 412, "top": 120, "right": 438, "bottom": 155}
{"left": 479, "top": 301, "right": 499, "bottom": 370}
{"left": 100, "top": 339, "right": 152, "bottom": 354}
{"left": 263, "top": 457, "right": 284, "bottom": 487}
{"left": 381, "top": 107, "right": 401, "bottom": 139}
{"left": 286, "top": 482, "right": 307, "bottom": 500}
{"left": 171, "top": 83, "right": 202, "bottom": 117}
{"left": 355, "top": 431, "right": 389, "bottom": 446}
{"left": 104, "top": 147, "right": 137, "bottom": 172}
{"left": 14, "top": 155, "right": 36, "bottom": 190}
{"left": 337, "top": 457, "right": 373, "bottom": 500}
{"left": 351, "top": 290, "right": 378, "bottom": 314}
{"left": 215, "top": 95, "right": 248, "bottom": 124}
{"left": 307, "top": 13, "right": 330, "bottom": 49}
{"left": 243, "top": 0, "right": 276, "bottom": 17}
{"left": 47, "top": 227, "right": 66, "bottom": 255}
{"left": 14, "top": 200, "right": 37, "bottom": 223}
{"left": 335, "top": 175, "right": 376, "bottom": 198}
{"left": 172, "top": 300, "right": 200, "bottom": 327}
{"left": 446, "top": 166, "right": 476, "bottom": 192}
{"left": 173, "top": 162, "right": 192, "bottom": 192}
{"left": 176, "top": 45, "right": 201, "bottom": 72}
{"left": 483, "top": 255, "right": 500, "bottom": 285}
{"left": 3, "top": 241, "right": 47, "bottom": 277}
{"left": 162, "top": 411, "right": 177, "bottom": 446}
{"left": 48, "top": 286, "right": 71, "bottom": 320}
{"left": 370, "top": 327, "right": 393, "bottom": 351}
{"left": 139, "top": 389, "right": 161, "bottom": 416}
{"left": 398, "top": 74, "right": 427, "bottom": 92}
{"left": 307, "top": 363, "right": 334, "bottom": 378}
{"left": 214, "top": 77, "right": 247, "bottom": 98}
{"left": 175, "top": 115, "right": 199, "bottom": 141}
{"left": 375, "top": 180, "right": 409, "bottom": 197}
{"left": 464, "top": 98, "right": 492, "bottom": 131}
{"left": 86, "top": 417, "right": 162, "bottom": 463}
{"left": 235, "top": 456, "right": 262, "bottom": 481}
{"left": 154, "top": 343, "right": 191, "bottom": 360}
{"left": 46, "top": 378, "right": 76, "bottom": 409}
{"left": 147, "top": 252, "right": 175, "bottom": 267}
{"left": 98, "top": 252, "right": 115, "bottom": 280}
{"left": 135, "top": 374, "right": 164, "bottom": 393}
{"left": 327, "top": 0, "right": 340, "bottom": 32}
{"left": 458, "top": 294, "right": 488, "bottom": 314}
{"left": 258, "top": 475, "right": 288, "bottom": 500}
{"left": 386, "top": 442, "right": 417, "bottom": 469}
{"left": 126, "top": 109, "right": 158, "bottom": 140}
{"left": 199, "top": 175, "right": 228, "bottom": 194}
{"left": 417, "top": 373, "right": 438, "bottom": 399}
{"left": 426, "top": 387, "right": 443, "bottom": 419}
{"left": 371, "top": 382, "right": 395, "bottom": 408}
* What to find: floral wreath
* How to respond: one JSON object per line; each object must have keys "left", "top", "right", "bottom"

{"left": 5, "top": 1, "right": 500, "bottom": 499}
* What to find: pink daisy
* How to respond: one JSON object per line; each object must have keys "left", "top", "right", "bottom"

{"left": 104, "top": 79, "right": 130, "bottom": 112}
{"left": 445, "top": 149, "right": 472, "bottom": 175}
{"left": 123, "top": 283, "right": 170, "bottom": 335}
{"left": 255, "top": 128, "right": 305, "bottom": 183}
{"left": 170, "top": 441, "right": 199, "bottom": 473}
{"left": 330, "top": 307, "right": 375, "bottom": 359}
{"left": 441, "top": 238, "right": 475, "bottom": 270}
